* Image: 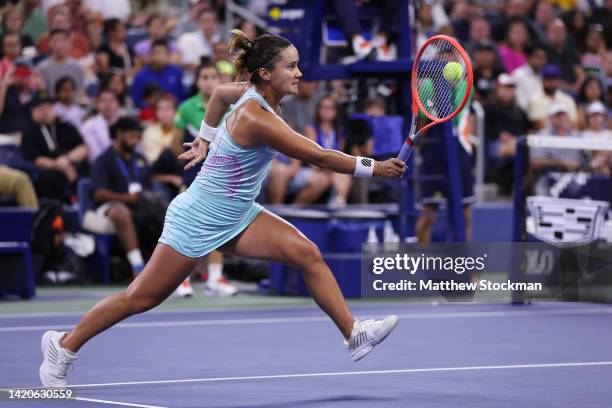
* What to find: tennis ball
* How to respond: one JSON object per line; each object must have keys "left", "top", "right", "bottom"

{"left": 443, "top": 62, "right": 463, "bottom": 82}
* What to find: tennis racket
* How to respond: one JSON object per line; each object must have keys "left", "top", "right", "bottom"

{"left": 398, "top": 35, "right": 473, "bottom": 170}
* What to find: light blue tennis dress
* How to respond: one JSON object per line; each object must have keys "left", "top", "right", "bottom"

{"left": 159, "top": 87, "right": 277, "bottom": 258}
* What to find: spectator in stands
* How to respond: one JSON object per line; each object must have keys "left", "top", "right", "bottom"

{"left": 21, "top": 0, "right": 48, "bottom": 44}
{"left": 142, "top": 95, "right": 183, "bottom": 197}
{"left": 484, "top": 73, "right": 529, "bottom": 195}
{"left": 472, "top": 41, "right": 505, "bottom": 104}
{"left": 0, "top": 5, "right": 34, "bottom": 57}
{"left": 83, "top": 0, "right": 131, "bottom": 21}
{"left": 130, "top": 0, "right": 174, "bottom": 27}
{"left": 498, "top": 18, "right": 531, "bottom": 74}
{"left": 131, "top": 40, "right": 183, "bottom": 108}
{"left": 236, "top": 19, "right": 258, "bottom": 41}
{"left": 545, "top": 18, "right": 583, "bottom": 92}
{"left": 0, "top": 165, "right": 38, "bottom": 208}
{"left": 527, "top": 64, "right": 578, "bottom": 130}
{"left": 98, "top": 18, "right": 133, "bottom": 75}
{"left": 576, "top": 76, "right": 606, "bottom": 129}
{"left": 531, "top": 102, "right": 582, "bottom": 173}
{"left": 415, "top": 0, "right": 450, "bottom": 47}
{"left": 174, "top": 0, "right": 210, "bottom": 37}
{"left": 103, "top": 73, "right": 137, "bottom": 116}
{"left": 133, "top": 15, "right": 179, "bottom": 69}
{"left": 582, "top": 102, "right": 612, "bottom": 176}
{"left": 531, "top": 0, "right": 556, "bottom": 44}
{"left": 581, "top": 101, "right": 611, "bottom": 137}
{"left": 580, "top": 24, "right": 607, "bottom": 76}
{"left": 305, "top": 95, "right": 351, "bottom": 208}
{"left": 53, "top": 76, "right": 86, "bottom": 128}
{"left": 267, "top": 155, "right": 332, "bottom": 205}
{"left": 491, "top": 0, "right": 529, "bottom": 42}
{"left": 20, "top": 91, "right": 88, "bottom": 202}
{"left": 38, "top": 29, "right": 85, "bottom": 98}
{"left": 80, "top": 88, "right": 119, "bottom": 164}
{"left": 281, "top": 80, "right": 320, "bottom": 134}
{"left": 174, "top": 60, "right": 220, "bottom": 139}
{"left": 0, "top": 62, "right": 40, "bottom": 136}
{"left": 177, "top": 8, "right": 220, "bottom": 72}
{"left": 36, "top": 5, "right": 90, "bottom": 60}
{"left": 511, "top": 42, "right": 547, "bottom": 110}
{"left": 0, "top": 33, "right": 22, "bottom": 79}
{"left": 466, "top": 17, "right": 496, "bottom": 54}
{"left": 90, "top": 116, "right": 149, "bottom": 277}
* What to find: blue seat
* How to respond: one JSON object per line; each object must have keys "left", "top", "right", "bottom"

{"left": 77, "top": 178, "right": 112, "bottom": 283}
{"left": 0, "top": 208, "right": 36, "bottom": 299}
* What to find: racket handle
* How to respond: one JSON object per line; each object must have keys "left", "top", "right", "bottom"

{"left": 398, "top": 140, "right": 415, "bottom": 162}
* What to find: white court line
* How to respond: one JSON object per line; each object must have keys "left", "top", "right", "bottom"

{"left": 1, "top": 301, "right": 603, "bottom": 319}
{"left": 75, "top": 396, "right": 167, "bottom": 408}
{"left": 70, "top": 361, "right": 612, "bottom": 388}
{"left": 0, "top": 307, "right": 611, "bottom": 333}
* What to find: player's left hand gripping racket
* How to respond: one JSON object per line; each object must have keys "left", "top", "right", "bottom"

{"left": 398, "top": 35, "right": 473, "bottom": 172}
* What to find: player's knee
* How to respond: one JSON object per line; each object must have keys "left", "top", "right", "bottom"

{"left": 292, "top": 239, "right": 323, "bottom": 268}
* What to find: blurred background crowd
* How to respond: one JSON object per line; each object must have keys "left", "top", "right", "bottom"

{"left": 0, "top": 0, "right": 609, "bottom": 289}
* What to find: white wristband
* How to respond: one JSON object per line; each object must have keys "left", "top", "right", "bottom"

{"left": 354, "top": 156, "right": 375, "bottom": 178}
{"left": 198, "top": 120, "right": 217, "bottom": 142}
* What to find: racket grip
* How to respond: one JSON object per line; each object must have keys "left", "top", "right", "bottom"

{"left": 398, "top": 140, "right": 415, "bottom": 162}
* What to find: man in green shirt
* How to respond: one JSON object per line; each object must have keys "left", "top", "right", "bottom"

{"left": 173, "top": 61, "right": 238, "bottom": 297}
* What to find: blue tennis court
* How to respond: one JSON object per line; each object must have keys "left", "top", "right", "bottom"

{"left": 2, "top": 300, "right": 611, "bottom": 407}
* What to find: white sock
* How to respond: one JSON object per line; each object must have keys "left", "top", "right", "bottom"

{"left": 208, "top": 263, "right": 222, "bottom": 282}
{"left": 127, "top": 249, "right": 144, "bottom": 268}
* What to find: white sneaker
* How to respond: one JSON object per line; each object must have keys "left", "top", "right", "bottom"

{"left": 351, "top": 34, "right": 373, "bottom": 60}
{"left": 174, "top": 278, "right": 194, "bottom": 298}
{"left": 345, "top": 315, "right": 398, "bottom": 362}
{"left": 39, "top": 331, "right": 78, "bottom": 387}
{"left": 204, "top": 277, "right": 238, "bottom": 297}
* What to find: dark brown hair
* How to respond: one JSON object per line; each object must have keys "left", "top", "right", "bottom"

{"left": 228, "top": 29, "right": 292, "bottom": 85}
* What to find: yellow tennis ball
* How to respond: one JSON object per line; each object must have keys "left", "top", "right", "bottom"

{"left": 443, "top": 62, "right": 463, "bottom": 82}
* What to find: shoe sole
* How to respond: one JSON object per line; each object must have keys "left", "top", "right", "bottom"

{"left": 351, "top": 315, "right": 399, "bottom": 362}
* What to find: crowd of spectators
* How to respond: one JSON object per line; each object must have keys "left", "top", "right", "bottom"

{"left": 0, "top": 0, "right": 609, "bottom": 283}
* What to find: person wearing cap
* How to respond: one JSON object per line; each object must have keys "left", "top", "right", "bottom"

{"left": 582, "top": 101, "right": 612, "bottom": 176}
{"left": 581, "top": 101, "right": 611, "bottom": 138}
{"left": 531, "top": 101, "right": 582, "bottom": 173}
{"left": 511, "top": 43, "right": 547, "bottom": 110}
{"left": 484, "top": 73, "right": 529, "bottom": 195}
{"left": 527, "top": 63, "right": 578, "bottom": 130}
{"left": 90, "top": 116, "right": 152, "bottom": 277}
{"left": 20, "top": 91, "right": 88, "bottom": 202}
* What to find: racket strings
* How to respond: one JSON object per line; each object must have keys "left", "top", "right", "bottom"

{"left": 416, "top": 39, "right": 469, "bottom": 120}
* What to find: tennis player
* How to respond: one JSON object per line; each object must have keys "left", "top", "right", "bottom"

{"left": 40, "top": 30, "right": 405, "bottom": 387}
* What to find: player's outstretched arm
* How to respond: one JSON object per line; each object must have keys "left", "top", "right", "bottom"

{"left": 180, "top": 82, "right": 251, "bottom": 169}
{"left": 250, "top": 107, "right": 406, "bottom": 178}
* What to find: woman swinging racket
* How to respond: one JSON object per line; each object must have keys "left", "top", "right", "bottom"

{"left": 39, "top": 30, "right": 406, "bottom": 387}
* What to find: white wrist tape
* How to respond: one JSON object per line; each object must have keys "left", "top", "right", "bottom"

{"left": 354, "top": 156, "right": 375, "bottom": 178}
{"left": 198, "top": 121, "right": 217, "bottom": 142}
